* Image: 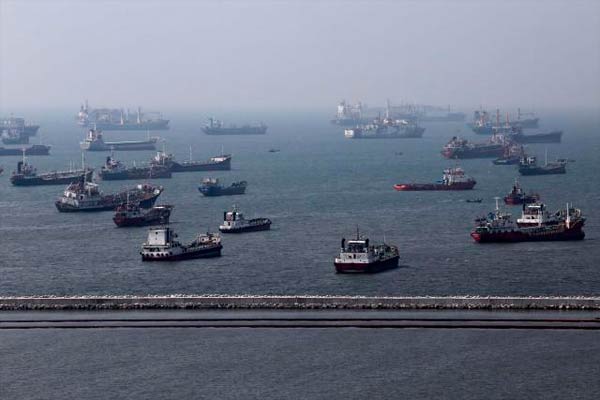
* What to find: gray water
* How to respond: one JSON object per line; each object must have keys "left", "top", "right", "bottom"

{"left": 0, "top": 109, "right": 599, "bottom": 296}
{"left": 1, "top": 325, "right": 599, "bottom": 399}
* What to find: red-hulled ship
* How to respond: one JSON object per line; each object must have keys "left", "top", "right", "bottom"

{"left": 503, "top": 179, "right": 539, "bottom": 205}
{"left": 394, "top": 167, "right": 476, "bottom": 191}
{"left": 334, "top": 228, "right": 399, "bottom": 273}
{"left": 471, "top": 200, "right": 585, "bottom": 243}
{"left": 113, "top": 203, "right": 173, "bottom": 227}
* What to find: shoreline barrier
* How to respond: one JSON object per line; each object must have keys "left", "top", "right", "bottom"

{"left": 1, "top": 295, "right": 599, "bottom": 311}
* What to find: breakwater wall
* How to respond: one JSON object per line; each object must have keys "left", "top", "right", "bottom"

{"left": 1, "top": 295, "right": 599, "bottom": 311}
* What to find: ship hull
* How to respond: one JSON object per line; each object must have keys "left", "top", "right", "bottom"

{"left": 82, "top": 141, "right": 157, "bottom": 152}
{"left": 199, "top": 186, "right": 246, "bottom": 196}
{"left": 394, "top": 181, "right": 476, "bottom": 191}
{"left": 141, "top": 245, "right": 222, "bottom": 261}
{"left": 11, "top": 170, "right": 93, "bottom": 186}
{"left": 113, "top": 209, "right": 171, "bottom": 227}
{"left": 503, "top": 195, "right": 538, "bottom": 205}
{"left": 511, "top": 131, "right": 562, "bottom": 144}
{"left": 100, "top": 168, "right": 172, "bottom": 181}
{"left": 170, "top": 159, "right": 231, "bottom": 172}
{"left": 334, "top": 255, "right": 399, "bottom": 273}
{"left": 203, "top": 127, "right": 267, "bottom": 135}
{"left": 219, "top": 222, "right": 271, "bottom": 233}
{"left": 493, "top": 156, "right": 520, "bottom": 165}
{"left": 518, "top": 165, "right": 566, "bottom": 175}
{"left": 347, "top": 127, "right": 425, "bottom": 139}
{"left": 55, "top": 191, "right": 160, "bottom": 212}
{"left": 471, "top": 223, "right": 585, "bottom": 243}
{"left": 0, "top": 145, "right": 50, "bottom": 156}
{"left": 83, "top": 121, "right": 170, "bottom": 131}
{"left": 442, "top": 145, "right": 504, "bottom": 159}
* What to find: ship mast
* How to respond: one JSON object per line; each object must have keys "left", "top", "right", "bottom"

{"left": 566, "top": 203, "right": 571, "bottom": 229}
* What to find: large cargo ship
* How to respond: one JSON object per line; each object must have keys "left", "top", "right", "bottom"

{"left": 10, "top": 159, "right": 93, "bottom": 186}
{"left": 334, "top": 228, "right": 399, "bottom": 273}
{"left": 394, "top": 167, "right": 476, "bottom": 191}
{"left": 441, "top": 136, "right": 506, "bottom": 159}
{"left": 0, "top": 144, "right": 50, "bottom": 156}
{"left": 510, "top": 131, "right": 562, "bottom": 144}
{"left": 113, "top": 203, "right": 173, "bottom": 227}
{"left": 141, "top": 226, "right": 222, "bottom": 261}
{"left": 77, "top": 101, "right": 169, "bottom": 131}
{"left": 331, "top": 100, "right": 370, "bottom": 126}
{"left": 151, "top": 150, "right": 231, "bottom": 172}
{"left": 1, "top": 117, "right": 39, "bottom": 137}
{"left": 471, "top": 200, "right": 584, "bottom": 243}
{"left": 218, "top": 206, "right": 271, "bottom": 233}
{"left": 202, "top": 118, "right": 267, "bottom": 135}
{"left": 80, "top": 129, "right": 158, "bottom": 152}
{"left": 55, "top": 180, "right": 163, "bottom": 212}
{"left": 518, "top": 155, "right": 566, "bottom": 175}
{"left": 470, "top": 109, "right": 539, "bottom": 134}
{"left": 198, "top": 178, "right": 247, "bottom": 196}
{"left": 99, "top": 156, "right": 172, "bottom": 180}
{"left": 345, "top": 118, "right": 424, "bottom": 139}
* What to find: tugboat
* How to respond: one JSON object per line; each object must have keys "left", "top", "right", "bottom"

{"left": 99, "top": 156, "right": 172, "bottom": 180}
{"left": 518, "top": 154, "right": 566, "bottom": 176}
{"left": 151, "top": 149, "right": 231, "bottom": 172}
{"left": 80, "top": 129, "right": 158, "bottom": 151}
{"left": 394, "top": 167, "right": 476, "bottom": 191}
{"left": 0, "top": 144, "right": 50, "bottom": 156}
{"left": 334, "top": 228, "right": 400, "bottom": 273}
{"left": 140, "top": 226, "right": 222, "bottom": 261}
{"left": 441, "top": 135, "right": 506, "bottom": 159}
{"left": 471, "top": 199, "right": 585, "bottom": 243}
{"left": 113, "top": 203, "right": 173, "bottom": 227}
{"left": 203, "top": 118, "right": 267, "bottom": 135}
{"left": 198, "top": 178, "right": 247, "bottom": 196}
{"left": 55, "top": 179, "right": 163, "bottom": 212}
{"left": 218, "top": 206, "right": 271, "bottom": 233}
{"left": 10, "top": 155, "right": 93, "bottom": 186}
{"left": 503, "top": 180, "right": 539, "bottom": 205}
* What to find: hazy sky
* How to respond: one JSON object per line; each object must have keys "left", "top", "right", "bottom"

{"left": 1, "top": 0, "right": 599, "bottom": 111}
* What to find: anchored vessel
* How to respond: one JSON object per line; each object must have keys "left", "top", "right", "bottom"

{"left": 219, "top": 206, "right": 271, "bottom": 233}
{"left": 1, "top": 116, "right": 39, "bottom": 137}
{"left": 141, "top": 226, "right": 222, "bottom": 261}
{"left": 503, "top": 180, "right": 539, "bottom": 205}
{"left": 81, "top": 129, "right": 158, "bottom": 152}
{"left": 441, "top": 136, "right": 506, "bottom": 159}
{"left": 113, "top": 203, "right": 173, "bottom": 227}
{"left": 0, "top": 144, "right": 50, "bottom": 156}
{"left": 344, "top": 118, "right": 424, "bottom": 139}
{"left": 470, "top": 109, "right": 539, "bottom": 134}
{"left": 10, "top": 159, "right": 93, "bottom": 186}
{"left": 151, "top": 150, "right": 231, "bottom": 172}
{"left": 518, "top": 155, "right": 566, "bottom": 175}
{"left": 78, "top": 102, "right": 169, "bottom": 130}
{"left": 99, "top": 156, "right": 172, "bottom": 180}
{"left": 334, "top": 229, "right": 399, "bottom": 273}
{"left": 394, "top": 167, "right": 476, "bottom": 191}
{"left": 55, "top": 180, "right": 163, "bottom": 212}
{"left": 203, "top": 118, "right": 267, "bottom": 135}
{"left": 471, "top": 201, "right": 585, "bottom": 243}
{"left": 493, "top": 144, "right": 525, "bottom": 165}
{"left": 198, "top": 178, "right": 247, "bottom": 196}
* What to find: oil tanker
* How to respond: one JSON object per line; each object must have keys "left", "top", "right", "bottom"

{"left": 394, "top": 167, "right": 476, "bottom": 191}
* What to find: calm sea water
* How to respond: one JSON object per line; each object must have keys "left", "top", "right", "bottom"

{"left": 1, "top": 325, "right": 599, "bottom": 399}
{"left": 0, "top": 109, "right": 599, "bottom": 296}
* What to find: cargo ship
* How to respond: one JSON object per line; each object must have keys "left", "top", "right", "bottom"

{"left": 471, "top": 200, "right": 584, "bottom": 243}
{"left": 1, "top": 117, "right": 39, "bottom": 136}
{"left": 55, "top": 180, "right": 163, "bottom": 212}
{"left": 203, "top": 118, "right": 267, "bottom": 135}
{"left": 151, "top": 149, "right": 231, "bottom": 172}
{"left": 344, "top": 118, "right": 424, "bottom": 139}
{"left": 99, "top": 156, "right": 172, "bottom": 180}
{"left": 2, "top": 128, "right": 30, "bottom": 145}
{"left": 141, "top": 226, "right": 222, "bottom": 261}
{"left": 113, "top": 203, "right": 173, "bottom": 227}
{"left": 493, "top": 144, "right": 525, "bottom": 165}
{"left": 80, "top": 129, "right": 158, "bottom": 152}
{"left": 77, "top": 102, "right": 169, "bottom": 130}
{"left": 0, "top": 144, "right": 50, "bottom": 156}
{"left": 441, "top": 135, "right": 506, "bottom": 159}
{"left": 510, "top": 130, "right": 562, "bottom": 144}
{"left": 334, "top": 228, "right": 399, "bottom": 273}
{"left": 503, "top": 180, "right": 539, "bottom": 205}
{"left": 218, "top": 206, "right": 271, "bottom": 233}
{"left": 10, "top": 159, "right": 93, "bottom": 186}
{"left": 394, "top": 167, "right": 476, "bottom": 191}
{"left": 331, "top": 100, "right": 370, "bottom": 126}
{"left": 470, "top": 109, "right": 539, "bottom": 134}
{"left": 518, "top": 154, "right": 566, "bottom": 175}
{"left": 198, "top": 178, "right": 247, "bottom": 196}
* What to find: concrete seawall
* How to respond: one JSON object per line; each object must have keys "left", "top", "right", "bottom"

{"left": 1, "top": 295, "right": 599, "bottom": 311}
